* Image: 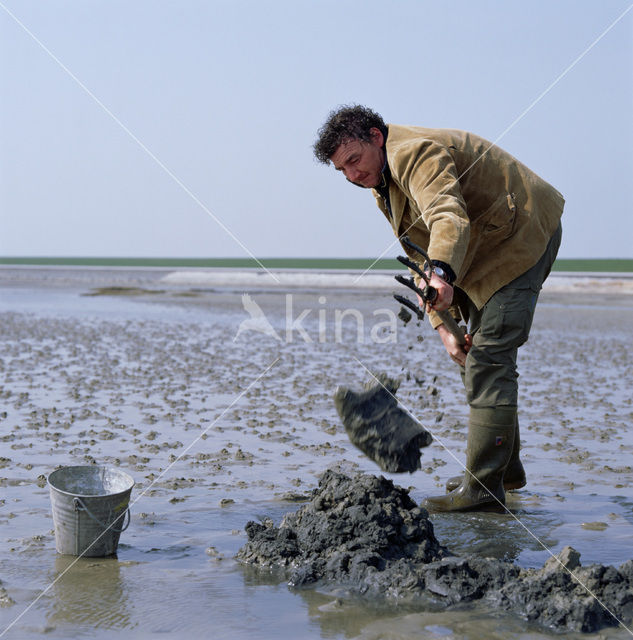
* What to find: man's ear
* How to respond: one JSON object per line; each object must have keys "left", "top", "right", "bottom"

{"left": 369, "top": 127, "right": 384, "bottom": 147}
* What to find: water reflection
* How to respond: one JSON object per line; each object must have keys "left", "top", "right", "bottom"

{"left": 612, "top": 496, "right": 633, "bottom": 527}
{"left": 431, "top": 493, "right": 562, "bottom": 566}
{"left": 48, "top": 555, "right": 133, "bottom": 631}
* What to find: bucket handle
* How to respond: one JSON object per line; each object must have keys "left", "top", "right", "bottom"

{"left": 73, "top": 497, "right": 131, "bottom": 533}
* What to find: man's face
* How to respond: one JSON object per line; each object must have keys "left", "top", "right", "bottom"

{"left": 330, "top": 127, "right": 385, "bottom": 189}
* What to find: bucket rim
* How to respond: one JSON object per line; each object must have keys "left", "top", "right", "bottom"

{"left": 47, "top": 465, "right": 135, "bottom": 498}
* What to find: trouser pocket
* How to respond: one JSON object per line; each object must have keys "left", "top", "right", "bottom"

{"left": 465, "top": 284, "right": 541, "bottom": 407}
{"left": 481, "top": 284, "right": 540, "bottom": 348}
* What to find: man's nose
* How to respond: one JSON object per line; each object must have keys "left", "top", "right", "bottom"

{"left": 347, "top": 168, "right": 360, "bottom": 182}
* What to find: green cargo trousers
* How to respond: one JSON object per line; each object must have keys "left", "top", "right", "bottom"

{"left": 460, "top": 224, "right": 562, "bottom": 408}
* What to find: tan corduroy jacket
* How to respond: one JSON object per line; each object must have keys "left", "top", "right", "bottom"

{"left": 372, "top": 125, "right": 564, "bottom": 327}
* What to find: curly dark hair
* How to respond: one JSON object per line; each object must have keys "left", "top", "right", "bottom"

{"left": 313, "top": 104, "right": 387, "bottom": 164}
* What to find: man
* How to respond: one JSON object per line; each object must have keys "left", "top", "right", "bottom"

{"left": 313, "top": 105, "right": 563, "bottom": 512}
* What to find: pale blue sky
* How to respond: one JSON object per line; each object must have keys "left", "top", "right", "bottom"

{"left": 1, "top": 1, "right": 632, "bottom": 258}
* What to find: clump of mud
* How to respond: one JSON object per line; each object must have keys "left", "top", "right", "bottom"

{"left": 397, "top": 306, "right": 412, "bottom": 325}
{"left": 333, "top": 374, "right": 432, "bottom": 473}
{"left": 237, "top": 469, "right": 633, "bottom": 633}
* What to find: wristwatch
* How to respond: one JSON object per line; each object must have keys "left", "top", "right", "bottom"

{"left": 425, "top": 264, "right": 449, "bottom": 282}
{"left": 424, "top": 260, "right": 456, "bottom": 285}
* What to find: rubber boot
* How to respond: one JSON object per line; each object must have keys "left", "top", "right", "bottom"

{"left": 445, "top": 415, "right": 526, "bottom": 492}
{"left": 423, "top": 406, "right": 516, "bottom": 512}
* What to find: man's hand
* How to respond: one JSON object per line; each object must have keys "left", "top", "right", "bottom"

{"left": 436, "top": 323, "right": 472, "bottom": 366}
{"left": 426, "top": 273, "right": 453, "bottom": 312}
{"left": 415, "top": 273, "right": 454, "bottom": 312}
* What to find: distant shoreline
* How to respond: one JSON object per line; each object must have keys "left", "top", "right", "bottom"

{"left": 1, "top": 264, "right": 632, "bottom": 296}
{"left": 1, "top": 257, "right": 632, "bottom": 272}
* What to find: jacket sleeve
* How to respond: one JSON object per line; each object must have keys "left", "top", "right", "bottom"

{"left": 392, "top": 139, "right": 470, "bottom": 278}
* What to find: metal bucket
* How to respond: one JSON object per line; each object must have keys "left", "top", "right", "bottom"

{"left": 48, "top": 466, "right": 134, "bottom": 557}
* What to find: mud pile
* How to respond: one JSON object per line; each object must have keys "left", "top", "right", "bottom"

{"left": 237, "top": 469, "right": 449, "bottom": 597}
{"left": 237, "top": 470, "right": 633, "bottom": 633}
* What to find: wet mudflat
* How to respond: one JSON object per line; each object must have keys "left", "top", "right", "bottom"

{"left": 0, "top": 267, "right": 632, "bottom": 639}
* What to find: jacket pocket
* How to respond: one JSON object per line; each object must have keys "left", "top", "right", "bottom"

{"left": 473, "top": 192, "right": 517, "bottom": 241}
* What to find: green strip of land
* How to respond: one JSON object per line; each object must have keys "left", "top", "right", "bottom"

{"left": 0, "top": 257, "right": 631, "bottom": 272}
{"left": 551, "top": 259, "right": 633, "bottom": 272}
